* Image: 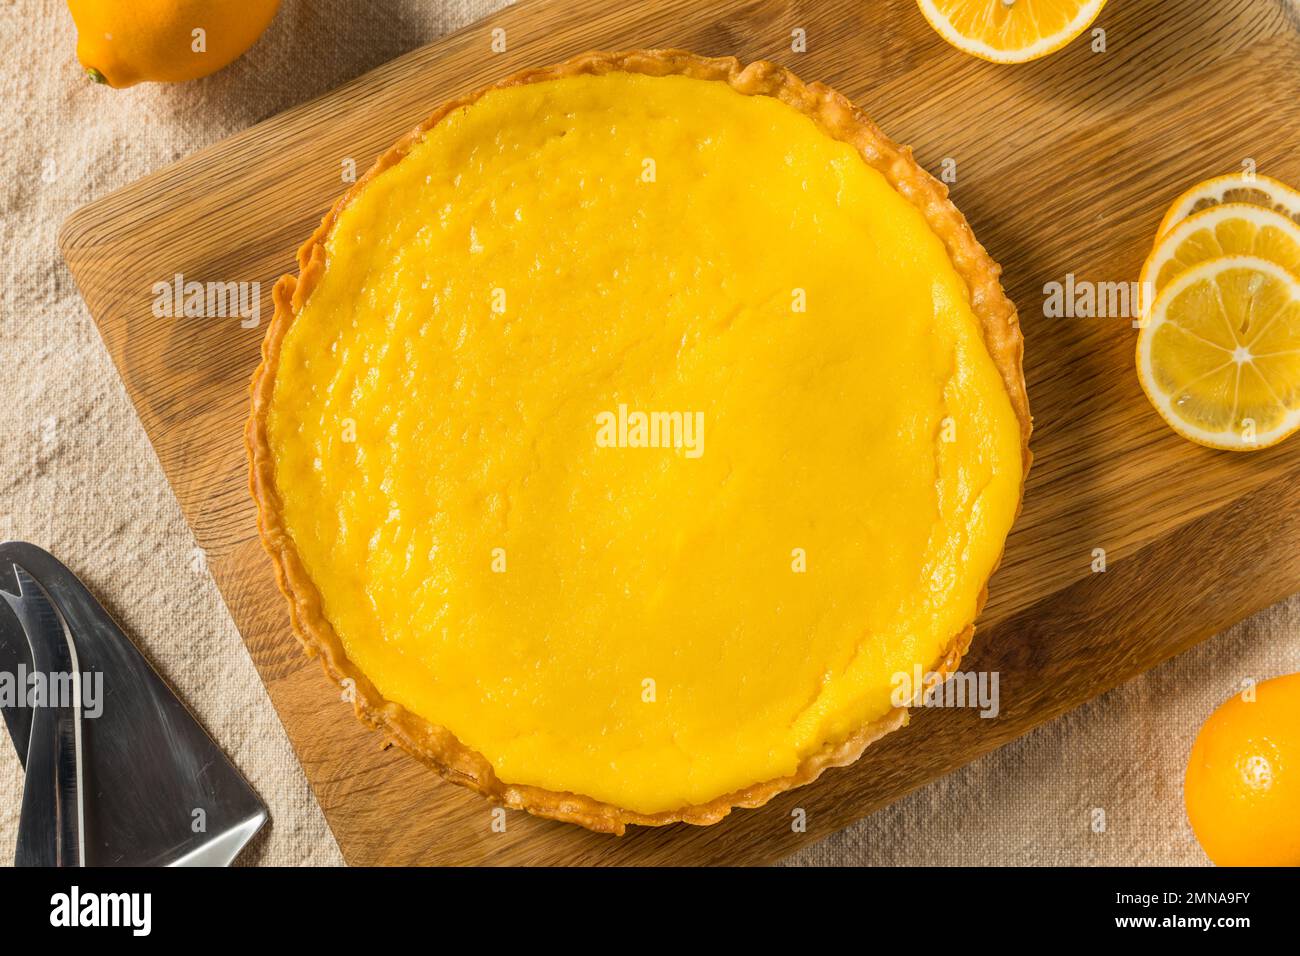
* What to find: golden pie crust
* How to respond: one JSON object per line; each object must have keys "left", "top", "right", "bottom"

{"left": 246, "top": 49, "right": 1033, "bottom": 835}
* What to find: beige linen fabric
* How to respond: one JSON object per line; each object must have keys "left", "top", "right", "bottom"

{"left": 1, "top": 0, "right": 1296, "bottom": 867}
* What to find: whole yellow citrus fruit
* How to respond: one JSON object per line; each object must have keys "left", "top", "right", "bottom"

{"left": 67, "top": 0, "right": 281, "bottom": 88}
{"left": 1184, "top": 672, "right": 1300, "bottom": 866}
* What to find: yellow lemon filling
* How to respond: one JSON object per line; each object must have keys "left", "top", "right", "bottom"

{"left": 267, "top": 72, "right": 1023, "bottom": 814}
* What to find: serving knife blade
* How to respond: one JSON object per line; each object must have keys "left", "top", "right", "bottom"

{"left": 0, "top": 575, "right": 34, "bottom": 768}
{"left": 0, "top": 564, "right": 85, "bottom": 867}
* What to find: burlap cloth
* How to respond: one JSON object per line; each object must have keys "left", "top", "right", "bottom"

{"left": 2, "top": 0, "right": 1297, "bottom": 867}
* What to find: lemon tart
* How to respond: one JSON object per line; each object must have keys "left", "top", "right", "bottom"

{"left": 247, "top": 50, "right": 1032, "bottom": 834}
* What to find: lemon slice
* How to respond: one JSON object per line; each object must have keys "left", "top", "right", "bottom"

{"left": 1137, "top": 256, "right": 1300, "bottom": 450}
{"left": 1157, "top": 173, "right": 1300, "bottom": 237}
{"left": 916, "top": 0, "right": 1107, "bottom": 63}
{"left": 1139, "top": 204, "right": 1300, "bottom": 321}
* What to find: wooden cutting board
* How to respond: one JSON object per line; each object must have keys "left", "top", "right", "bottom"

{"left": 60, "top": 0, "right": 1300, "bottom": 865}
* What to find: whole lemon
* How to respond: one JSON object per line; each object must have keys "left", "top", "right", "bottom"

{"left": 1184, "top": 672, "right": 1300, "bottom": 866}
{"left": 67, "top": 0, "right": 281, "bottom": 88}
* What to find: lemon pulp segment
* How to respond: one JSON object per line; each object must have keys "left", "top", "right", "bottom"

{"left": 266, "top": 72, "right": 1023, "bottom": 813}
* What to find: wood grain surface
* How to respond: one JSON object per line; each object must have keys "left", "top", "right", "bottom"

{"left": 59, "top": 0, "right": 1300, "bottom": 865}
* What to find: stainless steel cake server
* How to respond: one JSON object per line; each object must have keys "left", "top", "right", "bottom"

{"left": 0, "top": 541, "right": 267, "bottom": 866}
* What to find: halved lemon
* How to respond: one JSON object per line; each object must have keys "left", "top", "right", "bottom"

{"left": 916, "top": 0, "right": 1107, "bottom": 64}
{"left": 1137, "top": 256, "right": 1300, "bottom": 451}
{"left": 1157, "top": 172, "right": 1300, "bottom": 238}
{"left": 1139, "top": 204, "right": 1300, "bottom": 322}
